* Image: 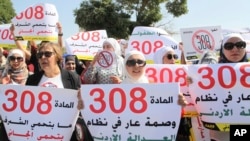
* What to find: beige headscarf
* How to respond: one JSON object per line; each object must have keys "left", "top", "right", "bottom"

{"left": 2, "top": 49, "right": 29, "bottom": 85}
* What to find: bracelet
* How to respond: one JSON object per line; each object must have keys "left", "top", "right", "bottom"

{"left": 58, "top": 33, "right": 63, "bottom": 36}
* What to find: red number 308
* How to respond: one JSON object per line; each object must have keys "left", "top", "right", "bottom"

{"left": 198, "top": 64, "right": 250, "bottom": 89}
{"left": 2, "top": 89, "right": 52, "bottom": 114}
{"left": 89, "top": 87, "right": 147, "bottom": 114}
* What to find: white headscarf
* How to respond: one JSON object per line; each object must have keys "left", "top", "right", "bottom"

{"left": 153, "top": 46, "right": 174, "bottom": 64}
{"left": 103, "top": 38, "right": 122, "bottom": 56}
{"left": 222, "top": 33, "right": 245, "bottom": 47}
{"left": 122, "top": 50, "right": 149, "bottom": 84}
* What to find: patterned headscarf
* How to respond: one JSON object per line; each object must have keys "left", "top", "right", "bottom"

{"left": 2, "top": 49, "right": 29, "bottom": 85}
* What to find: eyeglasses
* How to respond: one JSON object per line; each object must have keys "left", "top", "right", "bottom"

{"left": 166, "top": 54, "right": 178, "bottom": 60}
{"left": 224, "top": 41, "right": 246, "bottom": 50}
{"left": 37, "top": 51, "right": 54, "bottom": 59}
{"left": 126, "top": 59, "right": 146, "bottom": 67}
{"left": 9, "top": 56, "right": 23, "bottom": 62}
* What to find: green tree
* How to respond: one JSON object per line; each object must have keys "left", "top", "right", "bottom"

{"left": 0, "top": 0, "right": 16, "bottom": 24}
{"left": 74, "top": 0, "right": 131, "bottom": 39}
{"left": 74, "top": 0, "right": 188, "bottom": 39}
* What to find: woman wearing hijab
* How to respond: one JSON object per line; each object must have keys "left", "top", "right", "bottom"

{"left": 208, "top": 33, "right": 248, "bottom": 141}
{"left": 219, "top": 33, "right": 248, "bottom": 63}
{"left": 0, "top": 48, "right": 28, "bottom": 85}
{"left": 153, "top": 46, "right": 179, "bottom": 64}
{"left": 154, "top": 46, "right": 192, "bottom": 141}
{"left": 0, "top": 48, "right": 29, "bottom": 140}
{"left": 84, "top": 38, "right": 124, "bottom": 84}
{"left": 121, "top": 50, "right": 148, "bottom": 84}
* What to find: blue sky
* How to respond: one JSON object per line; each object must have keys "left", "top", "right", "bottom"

{"left": 11, "top": 0, "right": 250, "bottom": 42}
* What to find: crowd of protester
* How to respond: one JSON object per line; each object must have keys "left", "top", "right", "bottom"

{"left": 0, "top": 16, "right": 248, "bottom": 141}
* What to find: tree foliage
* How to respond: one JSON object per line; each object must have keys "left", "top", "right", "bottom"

{"left": 0, "top": 0, "right": 16, "bottom": 24}
{"left": 74, "top": 0, "right": 188, "bottom": 39}
{"left": 166, "top": 0, "right": 188, "bottom": 17}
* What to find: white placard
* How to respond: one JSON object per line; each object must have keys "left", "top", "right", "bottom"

{"left": 180, "top": 26, "right": 222, "bottom": 61}
{"left": 145, "top": 64, "right": 197, "bottom": 117}
{"left": 11, "top": 3, "right": 59, "bottom": 41}
{"left": 81, "top": 83, "right": 181, "bottom": 141}
{"left": 0, "top": 24, "right": 27, "bottom": 49}
{"left": 188, "top": 63, "right": 250, "bottom": 131}
{"left": 127, "top": 26, "right": 180, "bottom": 64}
{"left": 65, "top": 30, "right": 108, "bottom": 60}
{"left": 0, "top": 85, "right": 79, "bottom": 141}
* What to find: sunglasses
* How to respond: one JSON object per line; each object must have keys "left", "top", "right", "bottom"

{"left": 126, "top": 59, "right": 146, "bottom": 67}
{"left": 37, "top": 51, "right": 54, "bottom": 59}
{"left": 9, "top": 56, "right": 23, "bottom": 62}
{"left": 224, "top": 41, "right": 246, "bottom": 50}
{"left": 166, "top": 54, "right": 178, "bottom": 60}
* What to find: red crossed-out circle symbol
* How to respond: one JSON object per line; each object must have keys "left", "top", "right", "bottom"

{"left": 192, "top": 30, "right": 215, "bottom": 53}
{"left": 97, "top": 51, "right": 114, "bottom": 68}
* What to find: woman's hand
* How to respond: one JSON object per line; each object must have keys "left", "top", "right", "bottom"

{"left": 186, "top": 76, "right": 193, "bottom": 87}
{"left": 110, "top": 75, "right": 122, "bottom": 84}
{"left": 178, "top": 93, "right": 188, "bottom": 107}
{"left": 90, "top": 52, "right": 101, "bottom": 67}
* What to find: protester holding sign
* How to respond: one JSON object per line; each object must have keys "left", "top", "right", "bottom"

{"left": 10, "top": 22, "right": 63, "bottom": 74}
{"left": 188, "top": 33, "right": 249, "bottom": 141}
{"left": 84, "top": 38, "right": 124, "bottom": 84}
{"left": 122, "top": 50, "right": 187, "bottom": 106}
{"left": 153, "top": 46, "right": 193, "bottom": 141}
{"left": 25, "top": 42, "right": 93, "bottom": 141}
{"left": 209, "top": 33, "right": 249, "bottom": 141}
{"left": 0, "top": 48, "right": 29, "bottom": 140}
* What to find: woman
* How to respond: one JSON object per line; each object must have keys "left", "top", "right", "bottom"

{"left": 0, "top": 48, "right": 28, "bottom": 85}
{"left": 64, "top": 55, "right": 77, "bottom": 72}
{"left": 154, "top": 46, "right": 192, "bottom": 141}
{"left": 219, "top": 33, "right": 248, "bottom": 63}
{"left": 0, "top": 48, "right": 29, "bottom": 140}
{"left": 122, "top": 50, "right": 148, "bottom": 83}
{"left": 10, "top": 22, "right": 63, "bottom": 74}
{"left": 209, "top": 33, "right": 248, "bottom": 141}
{"left": 153, "top": 46, "right": 179, "bottom": 64}
{"left": 122, "top": 50, "right": 187, "bottom": 105}
{"left": 84, "top": 38, "right": 124, "bottom": 84}
{"left": 25, "top": 42, "right": 93, "bottom": 141}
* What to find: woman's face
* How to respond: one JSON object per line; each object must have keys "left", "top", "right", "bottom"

{"left": 126, "top": 54, "right": 146, "bottom": 80}
{"left": 9, "top": 53, "right": 24, "bottom": 70}
{"left": 37, "top": 45, "right": 57, "bottom": 72}
{"left": 223, "top": 37, "right": 246, "bottom": 62}
{"left": 162, "top": 51, "right": 177, "bottom": 64}
{"left": 103, "top": 42, "right": 114, "bottom": 52}
{"left": 65, "top": 60, "right": 76, "bottom": 72}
